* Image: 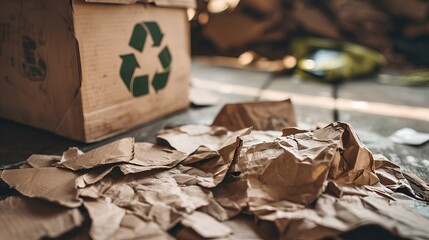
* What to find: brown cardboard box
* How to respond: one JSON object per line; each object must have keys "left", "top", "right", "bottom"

{"left": 0, "top": 0, "right": 193, "bottom": 142}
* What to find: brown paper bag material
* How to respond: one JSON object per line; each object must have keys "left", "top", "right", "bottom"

{"left": 59, "top": 138, "right": 134, "bottom": 170}
{"left": 181, "top": 211, "right": 232, "bottom": 238}
{"left": 0, "top": 196, "right": 84, "bottom": 240}
{"left": 403, "top": 172, "right": 429, "bottom": 201}
{"left": 237, "top": 122, "right": 382, "bottom": 208}
{"left": 210, "top": 176, "right": 249, "bottom": 220}
{"left": 212, "top": 100, "right": 297, "bottom": 131}
{"left": 20, "top": 154, "right": 61, "bottom": 168}
{"left": 131, "top": 142, "right": 186, "bottom": 168}
{"left": 258, "top": 194, "right": 429, "bottom": 240}
{"left": 76, "top": 164, "right": 117, "bottom": 188}
{"left": 118, "top": 142, "right": 186, "bottom": 175}
{"left": 303, "top": 122, "right": 379, "bottom": 185}
{"left": 176, "top": 127, "right": 251, "bottom": 187}
{"left": 373, "top": 154, "right": 414, "bottom": 194}
{"left": 108, "top": 214, "right": 173, "bottom": 240}
{"left": 3, "top": 116, "right": 429, "bottom": 240}
{"left": 60, "top": 147, "right": 84, "bottom": 163}
{"left": 243, "top": 139, "right": 336, "bottom": 206}
{"left": 1, "top": 167, "right": 82, "bottom": 207}
{"left": 157, "top": 125, "right": 251, "bottom": 155}
{"left": 182, "top": 146, "right": 220, "bottom": 165}
{"left": 157, "top": 125, "right": 229, "bottom": 155}
{"left": 157, "top": 125, "right": 251, "bottom": 187}
{"left": 84, "top": 199, "right": 126, "bottom": 240}
{"left": 76, "top": 142, "right": 186, "bottom": 188}
{"left": 82, "top": 167, "right": 213, "bottom": 230}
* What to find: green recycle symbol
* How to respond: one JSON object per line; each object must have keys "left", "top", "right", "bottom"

{"left": 119, "top": 22, "right": 172, "bottom": 97}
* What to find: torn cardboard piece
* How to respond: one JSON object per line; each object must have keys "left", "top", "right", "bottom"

{"left": 1, "top": 167, "right": 82, "bottom": 207}
{"left": 132, "top": 142, "right": 185, "bottom": 167}
{"left": 212, "top": 100, "right": 297, "bottom": 131}
{"left": 0, "top": 196, "right": 84, "bottom": 240}
{"left": 158, "top": 123, "right": 246, "bottom": 150}
{"left": 59, "top": 138, "right": 134, "bottom": 170}
{"left": 20, "top": 154, "right": 61, "bottom": 168}
{"left": 61, "top": 147, "right": 84, "bottom": 163}
{"left": 76, "top": 142, "right": 186, "bottom": 188}
{"left": 76, "top": 164, "right": 117, "bottom": 189}
{"left": 121, "top": 142, "right": 186, "bottom": 174}
{"left": 157, "top": 125, "right": 230, "bottom": 155}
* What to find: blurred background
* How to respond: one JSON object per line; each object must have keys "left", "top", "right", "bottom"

{"left": 188, "top": 0, "right": 429, "bottom": 84}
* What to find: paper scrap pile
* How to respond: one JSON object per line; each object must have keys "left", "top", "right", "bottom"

{"left": 1, "top": 100, "right": 429, "bottom": 240}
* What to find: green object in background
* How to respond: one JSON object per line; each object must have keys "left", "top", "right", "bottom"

{"left": 291, "top": 38, "right": 386, "bottom": 82}
{"left": 378, "top": 70, "right": 429, "bottom": 86}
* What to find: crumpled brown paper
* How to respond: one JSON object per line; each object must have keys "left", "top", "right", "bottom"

{"left": 1, "top": 167, "right": 82, "bottom": 207}
{"left": 84, "top": 198, "right": 126, "bottom": 240}
{"left": 20, "top": 154, "right": 61, "bottom": 168}
{"left": 75, "top": 142, "right": 186, "bottom": 188}
{"left": 225, "top": 122, "right": 380, "bottom": 210}
{"left": 158, "top": 125, "right": 252, "bottom": 187}
{"left": 212, "top": 100, "right": 297, "bottom": 131}
{"left": 258, "top": 193, "right": 429, "bottom": 240}
{"left": 181, "top": 211, "right": 232, "bottom": 238}
{"left": 321, "top": 122, "right": 379, "bottom": 185}
{"left": 59, "top": 138, "right": 134, "bottom": 170}
{"left": 373, "top": 154, "right": 414, "bottom": 194}
{"left": 0, "top": 196, "right": 84, "bottom": 240}
{"left": 109, "top": 214, "right": 173, "bottom": 240}
{"left": 206, "top": 121, "right": 429, "bottom": 239}
{"left": 80, "top": 167, "right": 213, "bottom": 230}
{"left": 1, "top": 99, "right": 429, "bottom": 240}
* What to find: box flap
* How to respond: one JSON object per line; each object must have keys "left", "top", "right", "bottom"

{"left": 85, "top": 0, "right": 196, "bottom": 8}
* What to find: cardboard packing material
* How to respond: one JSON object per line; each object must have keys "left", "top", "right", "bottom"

{"left": 0, "top": 0, "right": 194, "bottom": 142}
{"left": 1, "top": 100, "right": 429, "bottom": 239}
{"left": 212, "top": 100, "right": 297, "bottom": 131}
{"left": 0, "top": 196, "right": 84, "bottom": 240}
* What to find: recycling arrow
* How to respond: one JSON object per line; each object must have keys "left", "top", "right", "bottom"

{"left": 144, "top": 22, "right": 164, "bottom": 47}
{"left": 128, "top": 23, "right": 147, "bottom": 52}
{"left": 153, "top": 46, "right": 171, "bottom": 92}
{"left": 119, "top": 21, "right": 172, "bottom": 97}
{"left": 119, "top": 54, "right": 139, "bottom": 89}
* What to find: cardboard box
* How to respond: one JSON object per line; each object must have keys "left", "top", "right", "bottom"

{"left": 0, "top": 0, "right": 193, "bottom": 142}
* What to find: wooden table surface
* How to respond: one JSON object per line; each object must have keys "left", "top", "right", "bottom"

{"left": 1, "top": 61, "right": 428, "bottom": 184}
